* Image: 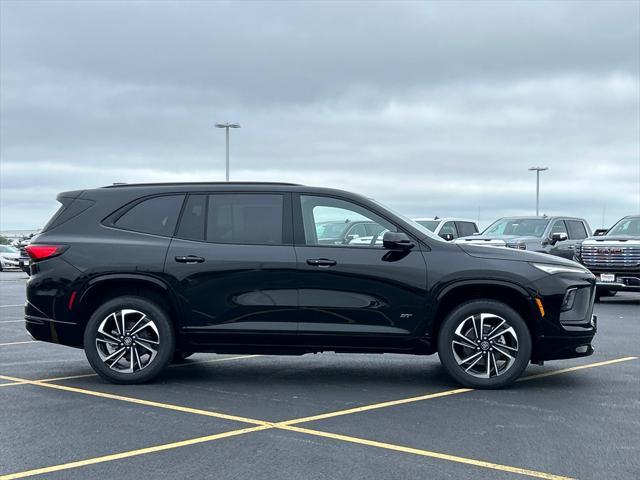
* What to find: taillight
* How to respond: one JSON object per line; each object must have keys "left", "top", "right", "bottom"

{"left": 25, "top": 244, "right": 67, "bottom": 261}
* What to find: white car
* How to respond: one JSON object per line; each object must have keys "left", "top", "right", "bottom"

{"left": 0, "top": 245, "right": 21, "bottom": 271}
{"left": 413, "top": 217, "right": 479, "bottom": 241}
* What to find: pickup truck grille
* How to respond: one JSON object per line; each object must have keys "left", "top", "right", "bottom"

{"left": 580, "top": 245, "right": 640, "bottom": 270}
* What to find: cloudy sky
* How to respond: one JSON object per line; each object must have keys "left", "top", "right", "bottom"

{"left": 1, "top": 0, "right": 639, "bottom": 231}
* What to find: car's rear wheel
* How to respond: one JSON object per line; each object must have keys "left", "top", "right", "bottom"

{"left": 84, "top": 296, "right": 175, "bottom": 384}
{"left": 437, "top": 300, "right": 531, "bottom": 389}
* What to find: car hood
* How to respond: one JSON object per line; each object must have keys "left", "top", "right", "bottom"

{"left": 457, "top": 243, "right": 579, "bottom": 266}
{"left": 455, "top": 235, "right": 539, "bottom": 244}
{"left": 582, "top": 235, "right": 640, "bottom": 245}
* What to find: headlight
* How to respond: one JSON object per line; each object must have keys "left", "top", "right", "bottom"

{"left": 531, "top": 263, "right": 589, "bottom": 275}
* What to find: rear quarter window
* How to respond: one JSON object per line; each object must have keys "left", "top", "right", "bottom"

{"left": 114, "top": 195, "right": 185, "bottom": 236}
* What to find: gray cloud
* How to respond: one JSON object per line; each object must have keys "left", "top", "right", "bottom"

{"left": 1, "top": 0, "right": 639, "bottom": 230}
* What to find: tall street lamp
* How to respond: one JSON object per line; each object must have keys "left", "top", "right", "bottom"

{"left": 528, "top": 166, "right": 548, "bottom": 216}
{"left": 215, "top": 122, "right": 241, "bottom": 181}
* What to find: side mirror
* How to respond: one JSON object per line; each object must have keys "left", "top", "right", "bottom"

{"left": 440, "top": 233, "right": 454, "bottom": 241}
{"left": 550, "top": 232, "right": 568, "bottom": 245}
{"left": 383, "top": 231, "right": 415, "bottom": 251}
{"left": 593, "top": 229, "right": 608, "bottom": 237}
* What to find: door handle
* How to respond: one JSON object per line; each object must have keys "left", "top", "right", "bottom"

{"left": 175, "top": 255, "right": 205, "bottom": 264}
{"left": 306, "top": 258, "right": 337, "bottom": 268}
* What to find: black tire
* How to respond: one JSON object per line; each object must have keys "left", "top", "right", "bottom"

{"left": 437, "top": 300, "right": 532, "bottom": 389}
{"left": 172, "top": 350, "right": 195, "bottom": 363}
{"left": 84, "top": 296, "right": 175, "bottom": 384}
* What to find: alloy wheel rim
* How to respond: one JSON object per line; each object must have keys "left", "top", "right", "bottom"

{"left": 95, "top": 309, "right": 160, "bottom": 373}
{"left": 451, "top": 313, "right": 519, "bottom": 379}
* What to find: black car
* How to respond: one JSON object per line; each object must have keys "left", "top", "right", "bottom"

{"left": 456, "top": 216, "right": 591, "bottom": 259}
{"left": 24, "top": 183, "right": 597, "bottom": 388}
{"left": 574, "top": 215, "right": 640, "bottom": 298}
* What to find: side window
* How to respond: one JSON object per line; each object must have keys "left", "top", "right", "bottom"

{"left": 566, "top": 220, "right": 588, "bottom": 240}
{"left": 456, "top": 221, "right": 478, "bottom": 237}
{"left": 550, "top": 220, "right": 568, "bottom": 237}
{"left": 207, "top": 194, "right": 284, "bottom": 245}
{"left": 115, "top": 195, "right": 184, "bottom": 236}
{"left": 439, "top": 221, "right": 458, "bottom": 239}
{"left": 300, "top": 195, "right": 396, "bottom": 247}
{"left": 176, "top": 194, "right": 207, "bottom": 241}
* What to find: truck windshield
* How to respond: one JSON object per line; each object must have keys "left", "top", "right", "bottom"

{"left": 415, "top": 220, "right": 440, "bottom": 231}
{"left": 483, "top": 218, "right": 549, "bottom": 237}
{"left": 607, "top": 217, "right": 640, "bottom": 237}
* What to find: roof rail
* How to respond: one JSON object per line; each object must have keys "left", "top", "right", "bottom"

{"left": 102, "top": 181, "right": 302, "bottom": 188}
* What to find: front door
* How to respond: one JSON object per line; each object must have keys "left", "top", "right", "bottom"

{"left": 293, "top": 194, "right": 428, "bottom": 347}
{"left": 164, "top": 192, "right": 298, "bottom": 345}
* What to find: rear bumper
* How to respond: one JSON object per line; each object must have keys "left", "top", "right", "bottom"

{"left": 25, "top": 312, "right": 83, "bottom": 347}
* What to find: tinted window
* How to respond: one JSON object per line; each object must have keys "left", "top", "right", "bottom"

{"left": 416, "top": 220, "right": 440, "bottom": 231}
{"left": 550, "top": 220, "right": 568, "bottom": 236}
{"left": 456, "top": 221, "right": 478, "bottom": 237}
{"left": 439, "top": 222, "right": 458, "bottom": 239}
{"left": 300, "top": 195, "right": 396, "bottom": 247}
{"left": 115, "top": 195, "right": 184, "bottom": 236}
{"left": 207, "top": 194, "right": 283, "bottom": 245}
{"left": 484, "top": 218, "right": 549, "bottom": 237}
{"left": 566, "top": 220, "right": 588, "bottom": 239}
{"left": 176, "top": 195, "right": 207, "bottom": 241}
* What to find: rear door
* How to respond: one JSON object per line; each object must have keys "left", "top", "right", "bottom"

{"left": 293, "top": 193, "right": 428, "bottom": 346}
{"left": 164, "top": 192, "right": 298, "bottom": 344}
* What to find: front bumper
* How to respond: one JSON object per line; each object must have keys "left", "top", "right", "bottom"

{"left": 533, "top": 315, "right": 596, "bottom": 361}
{"left": 592, "top": 271, "right": 640, "bottom": 292}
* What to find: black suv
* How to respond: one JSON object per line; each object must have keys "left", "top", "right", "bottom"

{"left": 25, "top": 183, "right": 597, "bottom": 388}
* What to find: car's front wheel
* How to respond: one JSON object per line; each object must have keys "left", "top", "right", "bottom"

{"left": 437, "top": 300, "right": 531, "bottom": 389}
{"left": 84, "top": 296, "right": 175, "bottom": 384}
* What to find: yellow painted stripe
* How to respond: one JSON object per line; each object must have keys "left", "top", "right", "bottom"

{"left": 0, "top": 381, "right": 28, "bottom": 388}
{"left": 518, "top": 356, "right": 638, "bottom": 381}
{"left": 280, "top": 387, "right": 472, "bottom": 426}
{"left": 27, "top": 354, "right": 261, "bottom": 383}
{"left": 0, "top": 425, "right": 270, "bottom": 480}
{"left": 280, "top": 425, "right": 574, "bottom": 480}
{"left": 0, "top": 375, "right": 270, "bottom": 427}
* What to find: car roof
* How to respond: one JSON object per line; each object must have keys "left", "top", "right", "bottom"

{"left": 413, "top": 217, "right": 478, "bottom": 223}
{"left": 494, "top": 216, "right": 587, "bottom": 221}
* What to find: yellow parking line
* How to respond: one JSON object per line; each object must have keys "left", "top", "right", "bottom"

{"left": 29, "top": 354, "right": 262, "bottom": 383}
{"left": 518, "top": 356, "right": 638, "bottom": 381}
{"left": 280, "top": 387, "right": 472, "bottom": 426}
{"left": 0, "top": 425, "right": 270, "bottom": 480}
{"left": 0, "top": 381, "right": 28, "bottom": 388}
{"left": 1, "top": 356, "right": 635, "bottom": 480}
{"left": 0, "top": 374, "right": 270, "bottom": 427}
{"left": 280, "top": 425, "right": 574, "bottom": 480}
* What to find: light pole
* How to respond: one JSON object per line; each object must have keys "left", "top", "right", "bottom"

{"left": 215, "top": 122, "right": 241, "bottom": 181}
{"left": 528, "top": 166, "right": 548, "bottom": 216}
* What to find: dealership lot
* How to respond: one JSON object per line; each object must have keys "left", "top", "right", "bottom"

{"left": 1, "top": 271, "right": 638, "bottom": 480}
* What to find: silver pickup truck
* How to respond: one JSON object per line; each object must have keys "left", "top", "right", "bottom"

{"left": 575, "top": 215, "right": 640, "bottom": 299}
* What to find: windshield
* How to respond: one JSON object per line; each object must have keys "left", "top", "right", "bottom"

{"left": 0, "top": 245, "right": 18, "bottom": 253}
{"left": 415, "top": 220, "right": 440, "bottom": 231}
{"left": 368, "top": 199, "right": 445, "bottom": 242}
{"left": 483, "top": 218, "right": 549, "bottom": 237}
{"left": 607, "top": 217, "right": 640, "bottom": 237}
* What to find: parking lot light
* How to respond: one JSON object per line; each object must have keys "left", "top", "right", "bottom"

{"left": 528, "top": 166, "right": 548, "bottom": 216}
{"left": 215, "top": 122, "right": 241, "bottom": 181}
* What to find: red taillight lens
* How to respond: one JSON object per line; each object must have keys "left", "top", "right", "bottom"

{"left": 25, "top": 244, "right": 67, "bottom": 261}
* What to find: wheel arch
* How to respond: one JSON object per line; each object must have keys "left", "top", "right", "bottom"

{"left": 430, "top": 280, "right": 539, "bottom": 342}
{"left": 75, "top": 274, "right": 182, "bottom": 334}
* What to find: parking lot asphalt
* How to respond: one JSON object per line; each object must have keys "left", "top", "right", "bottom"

{"left": 1, "top": 270, "right": 639, "bottom": 480}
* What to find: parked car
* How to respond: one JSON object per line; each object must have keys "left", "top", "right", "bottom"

{"left": 315, "top": 220, "right": 385, "bottom": 245}
{"left": 413, "top": 217, "right": 479, "bottom": 241}
{"left": 25, "top": 183, "right": 597, "bottom": 388}
{"left": 17, "top": 240, "right": 32, "bottom": 274}
{"left": 455, "top": 216, "right": 591, "bottom": 260}
{"left": 0, "top": 245, "right": 21, "bottom": 271}
{"left": 574, "top": 215, "right": 640, "bottom": 298}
